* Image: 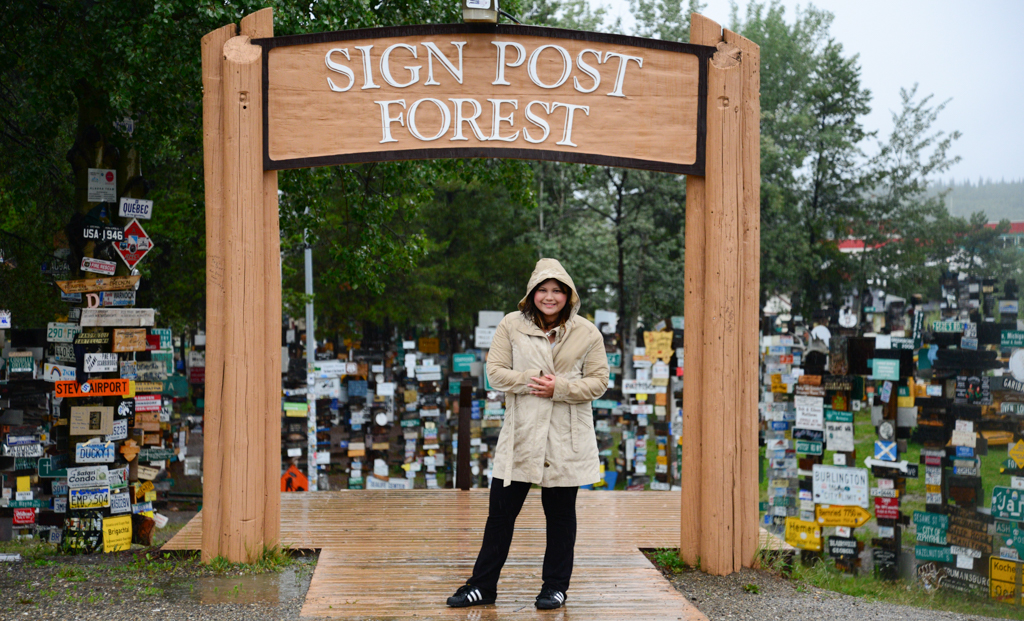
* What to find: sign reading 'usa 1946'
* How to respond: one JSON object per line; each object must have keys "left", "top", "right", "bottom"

{"left": 257, "top": 25, "right": 711, "bottom": 175}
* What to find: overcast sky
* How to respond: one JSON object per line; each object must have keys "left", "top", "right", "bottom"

{"left": 601, "top": 0, "right": 1024, "bottom": 184}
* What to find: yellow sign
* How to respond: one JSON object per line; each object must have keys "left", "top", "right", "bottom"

{"left": 784, "top": 517, "right": 822, "bottom": 551}
{"left": 1011, "top": 441, "right": 1024, "bottom": 469}
{"left": 815, "top": 505, "right": 871, "bottom": 528}
{"left": 644, "top": 331, "right": 674, "bottom": 363}
{"left": 990, "top": 556, "right": 1022, "bottom": 605}
{"left": 16, "top": 476, "right": 29, "bottom": 493}
{"left": 103, "top": 515, "right": 132, "bottom": 553}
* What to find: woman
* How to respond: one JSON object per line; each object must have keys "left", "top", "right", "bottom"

{"left": 447, "top": 258, "right": 609, "bottom": 610}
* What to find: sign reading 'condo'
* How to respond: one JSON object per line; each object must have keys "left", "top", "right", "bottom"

{"left": 259, "top": 25, "right": 710, "bottom": 174}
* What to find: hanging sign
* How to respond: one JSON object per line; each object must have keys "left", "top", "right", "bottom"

{"left": 815, "top": 505, "right": 871, "bottom": 528}
{"left": 56, "top": 274, "right": 140, "bottom": 294}
{"left": 85, "top": 290, "right": 136, "bottom": 308}
{"left": 43, "top": 363, "right": 76, "bottom": 382}
{"left": 812, "top": 465, "right": 869, "bottom": 508}
{"left": 67, "top": 465, "right": 110, "bottom": 489}
{"left": 112, "top": 328, "right": 148, "bottom": 352}
{"left": 75, "top": 440, "right": 116, "bottom": 463}
{"left": 47, "top": 322, "right": 81, "bottom": 343}
{"left": 114, "top": 219, "right": 154, "bottom": 268}
{"left": 81, "top": 308, "right": 155, "bottom": 327}
{"left": 84, "top": 353, "right": 118, "bottom": 373}
{"left": 118, "top": 197, "right": 153, "bottom": 220}
{"left": 55, "top": 379, "right": 130, "bottom": 398}
{"left": 258, "top": 25, "right": 710, "bottom": 175}
{"left": 69, "top": 486, "right": 110, "bottom": 510}
{"left": 87, "top": 168, "right": 116, "bottom": 202}
{"left": 70, "top": 406, "right": 115, "bottom": 436}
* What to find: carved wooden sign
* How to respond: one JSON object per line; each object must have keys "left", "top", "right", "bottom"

{"left": 257, "top": 25, "right": 710, "bottom": 174}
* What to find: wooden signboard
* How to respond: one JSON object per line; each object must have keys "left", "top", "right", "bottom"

{"left": 55, "top": 275, "right": 140, "bottom": 294}
{"left": 69, "top": 406, "right": 114, "bottom": 436}
{"left": 113, "top": 329, "right": 148, "bottom": 353}
{"left": 258, "top": 25, "right": 710, "bottom": 174}
{"left": 81, "top": 308, "right": 156, "bottom": 327}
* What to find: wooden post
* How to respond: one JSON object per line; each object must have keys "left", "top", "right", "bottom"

{"left": 201, "top": 7, "right": 280, "bottom": 563}
{"left": 682, "top": 13, "right": 761, "bottom": 576}
{"left": 200, "top": 21, "right": 235, "bottom": 564}
{"left": 457, "top": 378, "right": 473, "bottom": 490}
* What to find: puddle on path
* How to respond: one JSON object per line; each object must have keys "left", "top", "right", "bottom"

{"left": 161, "top": 564, "right": 311, "bottom": 605}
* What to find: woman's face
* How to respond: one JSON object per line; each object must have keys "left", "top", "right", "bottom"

{"left": 533, "top": 279, "right": 568, "bottom": 324}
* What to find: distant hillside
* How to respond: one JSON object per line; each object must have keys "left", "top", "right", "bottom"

{"left": 929, "top": 179, "right": 1024, "bottom": 222}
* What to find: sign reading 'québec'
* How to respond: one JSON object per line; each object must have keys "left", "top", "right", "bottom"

{"left": 260, "top": 25, "right": 710, "bottom": 175}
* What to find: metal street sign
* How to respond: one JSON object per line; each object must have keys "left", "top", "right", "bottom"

{"left": 46, "top": 322, "right": 81, "bottom": 343}
{"left": 84, "top": 353, "right": 118, "bottom": 373}
{"left": 114, "top": 219, "right": 154, "bottom": 269}
{"left": 994, "top": 487, "right": 1024, "bottom": 521}
{"left": 118, "top": 197, "right": 153, "bottom": 220}
{"left": 80, "top": 256, "right": 117, "bottom": 276}
{"left": 55, "top": 379, "right": 130, "bottom": 398}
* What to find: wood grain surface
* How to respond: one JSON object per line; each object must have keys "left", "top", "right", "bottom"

{"left": 262, "top": 27, "right": 703, "bottom": 172}
{"left": 165, "top": 490, "right": 790, "bottom": 619}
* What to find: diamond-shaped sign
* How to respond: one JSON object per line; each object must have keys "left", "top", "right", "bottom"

{"left": 1009, "top": 440, "right": 1024, "bottom": 469}
{"left": 875, "top": 440, "right": 897, "bottom": 462}
{"left": 114, "top": 219, "right": 153, "bottom": 269}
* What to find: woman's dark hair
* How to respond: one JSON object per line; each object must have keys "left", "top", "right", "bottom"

{"left": 519, "top": 279, "right": 573, "bottom": 331}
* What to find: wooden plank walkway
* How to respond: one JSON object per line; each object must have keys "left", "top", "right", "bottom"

{"left": 165, "top": 490, "right": 783, "bottom": 620}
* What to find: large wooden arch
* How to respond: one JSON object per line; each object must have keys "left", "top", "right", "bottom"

{"left": 201, "top": 8, "right": 759, "bottom": 576}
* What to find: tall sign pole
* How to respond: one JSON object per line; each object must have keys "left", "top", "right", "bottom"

{"left": 305, "top": 233, "right": 318, "bottom": 491}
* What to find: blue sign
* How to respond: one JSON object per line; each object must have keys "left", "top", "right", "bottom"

{"left": 875, "top": 440, "right": 897, "bottom": 462}
{"left": 770, "top": 421, "right": 790, "bottom": 431}
{"left": 955, "top": 446, "right": 974, "bottom": 458}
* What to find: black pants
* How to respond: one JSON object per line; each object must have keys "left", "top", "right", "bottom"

{"left": 467, "top": 478, "right": 578, "bottom": 596}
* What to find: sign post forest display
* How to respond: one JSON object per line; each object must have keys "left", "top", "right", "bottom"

{"left": 201, "top": 9, "right": 760, "bottom": 574}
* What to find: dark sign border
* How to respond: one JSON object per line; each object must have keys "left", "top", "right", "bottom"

{"left": 255, "top": 24, "right": 712, "bottom": 176}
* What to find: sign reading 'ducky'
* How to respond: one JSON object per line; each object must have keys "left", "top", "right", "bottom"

{"left": 261, "top": 25, "right": 708, "bottom": 175}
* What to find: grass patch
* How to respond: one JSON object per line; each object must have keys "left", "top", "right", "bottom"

{"left": 207, "top": 545, "right": 298, "bottom": 574}
{"left": 0, "top": 538, "right": 60, "bottom": 562}
{"left": 643, "top": 548, "right": 692, "bottom": 574}
{"left": 791, "top": 558, "right": 1024, "bottom": 620}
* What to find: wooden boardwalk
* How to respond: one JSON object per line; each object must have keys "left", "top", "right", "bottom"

{"left": 165, "top": 490, "right": 781, "bottom": 620}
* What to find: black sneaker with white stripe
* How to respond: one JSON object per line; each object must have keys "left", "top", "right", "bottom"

{"left": 535, "top": 587, "right": 567, "bottom": 609}
{"left": 446, "top": 584, "right": 496, "bottom": 607}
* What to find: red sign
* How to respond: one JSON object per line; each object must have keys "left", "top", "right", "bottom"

{"left": 135, "top": 394, "right": 161, "bottom": 412}
{"left": 114, "top": 219, "right": 154, "bottom": 269}
{"left": 875, "top": 496, "right": 899, "bottom": 520}
{"left": 55, "top": 379, "right": 130, "bottom": 398}
{"left": 13, "top": 508, "right": 35, "bottom": 525}
{"left": 146, "top": 334, "right": 161, "bottom": 351}
{"left": 925, "top": 455, "right": 942, "bottom": 466}
{"left": 189, "top": 367, "right": 205, "bottom": 385}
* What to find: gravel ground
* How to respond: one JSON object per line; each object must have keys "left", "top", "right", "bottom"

{"left": 663, "top": 564, "right": 1010, "bottom": 621}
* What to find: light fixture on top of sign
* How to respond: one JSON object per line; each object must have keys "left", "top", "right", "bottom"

{"left": 462, "top": 0, "right": 498, "bottom": 24}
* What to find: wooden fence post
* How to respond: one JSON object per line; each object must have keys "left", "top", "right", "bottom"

{"left": 682, "top": 13, "right": 761, "bottom": 576}
{"left": 201, "top": 7, "right": 280, "bottom": 562}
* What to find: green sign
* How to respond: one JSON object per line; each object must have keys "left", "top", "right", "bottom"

{"left": 913, "top": 511, "right": 949, "bottom": 545}
{"left": 448, "top": 378, "right": 461, "bottom": 395}
{"left": 13, "top": 457, "right": 36, "bottom": 471}
{"left": 607, "top": 353, "right": 622, "bottom": 367}
{"left": 452, "top": 354, "right": 474, "bottom": 373}
{"left": 138, "top": 448, "right": 176, "bottom": 462}
{"left": 38, "top": 456, "right": 68, "bottom": 478}
{"left": 796, "top": 440, "right": 823, "bottom": 455}
{"left": 8, "top": 355, "right": 33, "bottom": 373}
{"left": 996, "top": 520, "right": 1017, "bottom": 536}
{"left": 824, "top": 409, "right": 853, "bottom": 423}
{"left": 400, "top": 418, "right": 421, "bottom": 428}
{"left": 593, "top": 399, "right": 618, "bottom": 409}
{"left": 1003, "top": 331, "right": 1024, "bottom": 348}
{"left": 152, "top": 351, "right": 174, "bottom": 376}
{"left": 283, "top": 401, "right": 307, "bottom": 412}
{"left": 915, "top": 545, "right": 953, "bottom": 563}
{"left": 5, "top": 499, "right": 44, "bottom": 509}
{"left": 933, "top": 320, "right": 968, "bottom": 333}
{"left": 163, "top": 376, "right": 189, "bottom": 397}
{"left": 993, "top": 487, "right": 1024, "bottom": 521}
{"left": 870, "top": 358, "right": 900, "bottom": 381}
{"left": 759, "top": 501, "right": 768, "bottom": 512}
{"left": 152, "top": 328, "right": 172, "bottom": 349}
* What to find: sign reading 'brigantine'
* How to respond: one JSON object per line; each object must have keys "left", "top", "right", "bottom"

{"left": 258, "top": 25, "right": 710, "bottom": 175}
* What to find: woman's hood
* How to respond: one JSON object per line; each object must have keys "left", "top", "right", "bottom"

{"left": 518, "top": 258, "right": 581, "bottom": 321}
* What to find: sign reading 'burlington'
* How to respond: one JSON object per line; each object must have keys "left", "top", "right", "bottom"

{"left": 257, "top": 25, "right": 711, "bottom": 174}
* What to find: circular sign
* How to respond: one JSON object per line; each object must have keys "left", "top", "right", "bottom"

{"left": 374, "top": 412, "right": 388, "bottom": 426}
{"left": 346, "top": 362, "right": 358, "bottom": 375}
{"left": 375, "top": 373, "right": 385, "bottom": 384}
{"left": 1010, "top": 349, "right": 1024, "bottom": 382}
{"left": 839, "top": 310, "right": 857, "bottom": 328}
{"left": 878, "top": 421, "right": 895, "bottom": 441}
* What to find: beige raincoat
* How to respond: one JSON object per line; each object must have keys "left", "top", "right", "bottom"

{"left": 488, "top": 259, "right": 610, "bottom": 488}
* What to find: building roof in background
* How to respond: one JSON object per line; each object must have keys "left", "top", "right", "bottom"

{"left": 986, "top": 222, "right": 1024, "bottom": 235}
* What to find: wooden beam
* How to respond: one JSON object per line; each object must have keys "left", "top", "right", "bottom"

{"left": 724, "top": 27, "right": 762, "bottom": 570}
{"left": 682, "top": 11, "right": 723, "bottom": 570}
{"left": 241, "top": 4, "right": 283, "bottom": 554}
{"left": 199, "top": 20, "right": 236, "bottom": 564}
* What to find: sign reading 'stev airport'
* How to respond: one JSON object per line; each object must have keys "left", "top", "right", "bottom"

{"left": 257, "top": 25, "right": 711, "bottom": 174}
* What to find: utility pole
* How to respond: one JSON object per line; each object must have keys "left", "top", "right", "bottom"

{"left": 305, "top": 234, "right": 318, "bottom": 491}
